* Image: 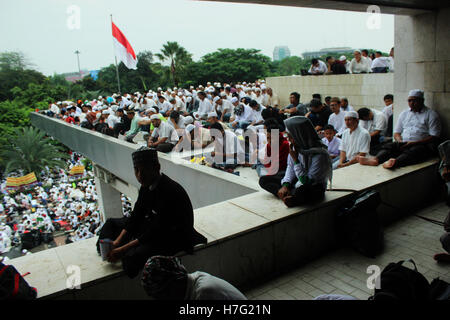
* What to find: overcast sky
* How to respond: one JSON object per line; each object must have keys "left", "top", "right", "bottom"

{"left": 0, "top": 0, "right": 394, "bottom": 75}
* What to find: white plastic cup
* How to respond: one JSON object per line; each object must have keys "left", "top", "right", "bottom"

{"left": 99, "top": 239, "right": 113, "bottom": 261}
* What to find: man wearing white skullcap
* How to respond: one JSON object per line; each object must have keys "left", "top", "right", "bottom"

{"left": 337, "top": 111, "right": 371, "bottom": 168}
{"left": 358, "top": 89, "right": 441, "bottom": 169}
{"left": 148, "top": 114, "right": 179, "bottom": 153}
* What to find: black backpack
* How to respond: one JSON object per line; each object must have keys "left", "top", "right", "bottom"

{"left": 0, "top": 262, "right": 37, "bottom": 300}
{"left": 336, "top": 190, "right": 384, "bottom": 258}
{"left": 370, "top": 260, "right": 431, "bottom": 300}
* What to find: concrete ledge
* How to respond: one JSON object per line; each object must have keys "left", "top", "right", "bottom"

{"left": 7, "top": 159, "right": 439, "bottom": 299}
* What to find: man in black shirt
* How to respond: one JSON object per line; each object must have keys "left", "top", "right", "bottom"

{"left": 113, "top": 108, "right": 131, "bottom": 137}
{"left": 326, "top": 56, "right": 347, "bottom": 75}
{"left": 307, "top": 99, "right": 332, "bottom": 131}
{"left": 96, "top": 147, "right": 207, "bottom": 278}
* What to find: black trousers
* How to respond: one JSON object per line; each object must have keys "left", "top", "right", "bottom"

{"left": 375, "top": 141, "right": 437, "bottom": 168}
{"left": 259, "top": 172, "right": 325, "bottom": 206}
{"left": 156, "top": 142, "right": 175, "bottom": 153}
{"left": 441, "top": 232, "right": 450, "bottom": 253}
{"left": 96, "top": 217, "right": 180, "bottom": 278}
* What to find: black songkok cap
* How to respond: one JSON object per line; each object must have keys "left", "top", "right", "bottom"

{"left": 132, "top": 147, "right": 159, "bottom": 165}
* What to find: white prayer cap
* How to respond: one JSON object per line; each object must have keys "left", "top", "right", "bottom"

{"left": 231, "top": 97, "right": 239, "bottom": 104}
{"left": 102, "top": 110, "right": 110, "bottom": 115}
{"left": 173, "top": 87, "right": 178, "bottom": 90}
{"left": 261, "top": 80, "right": 265, "bottom": 83}
{"left": 184, "top": 116, "right": 194, "bottom": 124}
{"left": 255, "top": 88, "right": 261, "bottom": 92}
{"left": 111, "top": 105, "right": 118, "bottom": 112}
{"left": 220, "top": 92, "right": 227, "bottom": 97}
{"left": 146, "top": 93, "right": 152, "bottom": 97}
{"left": 185, "top": 124, "right": 195, "bottom": 133}
{"left": 344, "top": 111, "right": 359, "bottom": 119}
{"left": 150, "top": 114, "right": 160, "bottom": 120}
{"left": 186, "top": 96, "right": 192, "bottom": 103}
{"left": 148, "top": 107, "right": 157, "bottom": 113}
{"left": 207, "top": 82, "right": 211, "bottom": 85}
{"left": 57, "top": 101, "right": 62, "bottom": 105}
{"left": 98, "top": 96, "right": 102, "bottom": 99}
{"left": 243, "top": 82, "right": 247, "bottom": 85}
{"left": 207, "top": 111, "right": 218, "bottom": 119}
{"left": 177, "top": 92, "right": 183, "bottom": 96}
{"left": 193, "top": 112, "right": 200, "bottom": 119}
{"left": 244, "top": 87, "right": 250, "bottom": 92}
{"left": 408, "top": 89, "right": 424, "bottom": 98}
{"left": 157, "top": 87, "right": 162, "bottom": 91}
{"left": 213, "top": 96, "right": 220, "bottom": 103}
{"left": 190, "top": 85, "right": 194, "bottom": 89}
{"left": 339, "top": 55, "right": 347, "bottom": 61}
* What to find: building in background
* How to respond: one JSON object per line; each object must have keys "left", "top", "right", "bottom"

{"left": 273, "top": 46, "right": 291, "bottom": 61}
{"left": 302, "top": 47, "right": 354, "bottom": 60}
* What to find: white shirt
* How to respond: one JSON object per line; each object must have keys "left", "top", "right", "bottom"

{"left": 328, "top": 111, "right": 346, "bottom": 135}
{"left": 349, "top": 57, "right": 372, "bottom": 73}
{"left": 216, "top": 100, "right": 233, "bottom": 115}
{"left": 107, "top": 114, "right": 119, "bottom": 128}
{"left": 281, "top": 153, "right": 331, "bottom": 188}
{"left": 382, "top": 104, "right": 393, "bottom": 119}
{"left": 339, "top": 125, "right": 371, "bottom": 161}
{"left": 371, "top": 57, "right": 390, "bottom": 69}
{"left": 394, "top": 106, "right": 441, "bottom": 142}
{"left": 322, "top": 136, "right": 341, "bottom": 157}
{"left": 249, "top": 106, "right": 265, "bottom": 124}
{"left": 359, "top": 109, "right": 388, "bottom": 136}
{"left": 214, "top": 131, "right": 244, "bottom": 164}
{"left": 50, "top": 104, "right": 60, "bottom": 114}
{"left": 142, "top": 98, "right": 156, "bottom": 109}
{"left": 184, "top": 271, "right": 247, "bottom": 300}
{"left": 308, "top": 60, "right": 328, "bottom": 74}
{"left": 151, "top": 120, "right": 179, "bottom": 145}
{"left": 158, "top": 101, "right": 173, "bottom": 114}
{"left": 233, "top": 104, "right": 253, "bottom": 123}
{"left": 198, "top": 98, "right": 214, "bottom": 116}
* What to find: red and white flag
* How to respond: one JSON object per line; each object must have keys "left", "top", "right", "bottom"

{"left": 111, "top": 21, "right": 137, "bottom": 69}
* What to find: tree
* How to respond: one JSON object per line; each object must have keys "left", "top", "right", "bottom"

{"left": 1, "top": 127, "right": 69, "bottom": 177}
{"left": 277, "top": 56, "right": 304, "bottom": 76}
{"left": 156, "top": 42, "right": 193, "bottom": 87}
{"left": 0, "top": 51, "right": 34, "bottom": 71}
{"left": 183, "top": 48, "right": 271, "bottom": 86}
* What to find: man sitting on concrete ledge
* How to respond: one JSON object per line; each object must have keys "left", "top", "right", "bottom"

{"left": 141, "top": 256, "right": 247, "bottom": 300}
{"left": 96, "top": 147, "right": 207, "bottom": 278}
{"left": 337, "top": 111, "right": 370, "bottom": 169}
{"left": 357, "top": 89, "right": 441, "bottom": 169}
{"left": 259, "top": 116, "right": 331, "bottom": 208}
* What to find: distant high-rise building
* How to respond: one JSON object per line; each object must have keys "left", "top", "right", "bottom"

{"left": 273, "top": 46, "right": 291, "bottom": 61}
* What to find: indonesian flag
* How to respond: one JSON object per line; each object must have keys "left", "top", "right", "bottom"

{"left": 111, "top": 21, "right": 138, "bottom": 69}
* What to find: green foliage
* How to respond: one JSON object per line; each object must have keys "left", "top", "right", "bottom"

{"left": 156, "top": 42, "right": 193, "bottom": 87}
{"left": 182, "top": 48, "right": 271, "bottom": 86}
{"left": 0, "top": 127, "right": 70, "bottom": 177}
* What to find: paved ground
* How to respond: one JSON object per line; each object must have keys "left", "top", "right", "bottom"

{"left": 244, "top": 200, "right": 450, "bottom": 300}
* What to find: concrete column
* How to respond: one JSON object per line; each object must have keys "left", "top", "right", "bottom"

{"left": 94, "top": 176, "right": 124, "bottom": 221}
{"left": 394, "top": 8, "right": 450, "bottom": 139}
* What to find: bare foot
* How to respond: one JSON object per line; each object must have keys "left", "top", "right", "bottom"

{"left": 357, "top": 156, "right": 379, "bottom": 166}
{"left": 382, "top": 158, "right": 397, "bottom": 169}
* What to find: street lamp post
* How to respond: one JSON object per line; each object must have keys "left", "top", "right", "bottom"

{"left": 74, "top": 50, "right": 81, "bottom": 76}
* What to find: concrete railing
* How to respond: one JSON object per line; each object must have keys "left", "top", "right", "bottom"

{"left": 266, "top": 73, "right": 394, "bottom": 111}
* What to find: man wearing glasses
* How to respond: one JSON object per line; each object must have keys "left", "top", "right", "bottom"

{"left": 357, "top": 89, "right": 441, "bottom": 169}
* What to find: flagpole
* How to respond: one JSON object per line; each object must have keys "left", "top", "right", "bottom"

{"left": 110, "top": 14, "right": 121, "bottom": 94}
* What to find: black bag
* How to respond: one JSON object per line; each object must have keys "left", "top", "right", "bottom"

{"left": 336, "top": 190, "right": 383, "bottom": 258}
{"left": 0, "top": 263, "right": 37, "bottom": 300}
{"left": 430, "top": 278, "right": 450, "bottom": 300}
{"left": 370, "top": 260, "right": 430, "bottom": 300}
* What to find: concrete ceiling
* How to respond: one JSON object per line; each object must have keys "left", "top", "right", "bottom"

{"left": 199, "top": 0, "right": 450, "bottom": 15}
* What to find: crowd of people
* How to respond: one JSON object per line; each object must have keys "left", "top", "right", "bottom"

{"left": 41, "top": 79, "right": 441, "bottom": 209}
{"left": 308, "top": 48, "right": 394, "bottom": 75}
{"left": 0, "top": 153, "right": 133, "bottom": 261}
